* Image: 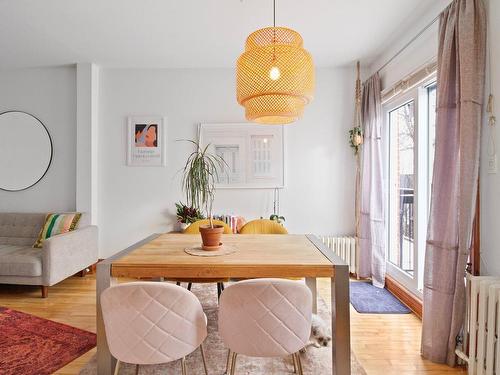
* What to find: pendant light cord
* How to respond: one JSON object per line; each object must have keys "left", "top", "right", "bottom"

{"left": 272, "top": 0, "right": 276, "bottom": 61}
{"left": 273, "top": 0, "right": 276, "bottom": 27}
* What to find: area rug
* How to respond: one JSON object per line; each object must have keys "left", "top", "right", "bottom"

{"left": 350, "top": 281, "right": 411, "bottom": 314}
{"left": 0, "top": 306, "right": 96, "bottom": 375}
{"left": 80, "top": 283, "right": 366, "bottom": 375}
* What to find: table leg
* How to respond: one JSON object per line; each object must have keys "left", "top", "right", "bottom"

{"left": 97, "top": 261, "right": 116, "bottom": 375}
{"left": 331, "top": 266, "right": 350, "bottom": 375}
{"left": 305, "top": 277, "right": 317, "bottom": 314}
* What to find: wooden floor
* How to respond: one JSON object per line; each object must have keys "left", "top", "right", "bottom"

{"left": 0, "top": 276, "right": 466, "bottom": 375}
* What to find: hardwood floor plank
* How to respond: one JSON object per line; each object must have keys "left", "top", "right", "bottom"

{"left": 316, "top": 279, "right": 465, "bottom": 375}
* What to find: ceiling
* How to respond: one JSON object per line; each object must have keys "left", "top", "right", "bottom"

{"left": 0, "top": 0, "right": 438, "bottom": 69}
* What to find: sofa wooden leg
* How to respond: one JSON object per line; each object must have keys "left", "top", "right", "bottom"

{"left": 41, "top": 286, "right": 48, "bottom": 298}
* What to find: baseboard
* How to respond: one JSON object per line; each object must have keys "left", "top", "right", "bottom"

{"left": 385, "top": 275, "right": 422, "bottom": 319}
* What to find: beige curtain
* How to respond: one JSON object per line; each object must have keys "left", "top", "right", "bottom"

{"left": 359, "top": 73, "right": 386, "bottom": 287}
{"left": 421, "top": 0, "right": 486, "bottom": 365}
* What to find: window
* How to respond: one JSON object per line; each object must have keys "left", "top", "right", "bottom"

{"left": 384, "top": 79, "right": 436, "bottom": 296}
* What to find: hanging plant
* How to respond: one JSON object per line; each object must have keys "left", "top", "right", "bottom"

{"left": 350, "top": 61, "right": 364, "bottom": 156}
{"left": 349, "top": 126, "right": 363, "bottom": 155}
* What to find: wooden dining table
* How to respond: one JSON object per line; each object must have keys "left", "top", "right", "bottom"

{"left": 96, "top": 233, "right": 350, "bottom": 375}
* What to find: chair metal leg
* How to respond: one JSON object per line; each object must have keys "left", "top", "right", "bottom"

{"left": 294, "top": 353, "right": 304, "bottom": 375}
{"left": 187, "top": 282, "right": 192, "bottom": 291}
{"left": 181, "top": 357, "right": 187, "bottom": 375}
{"left": 135, "top": 364, "right": 139, "bottom": 375}
{"left": 292, "top": 353, "right": 297, "bottom": 373}
{"left": 230, "top": 352, "right": 238, "bottom": 375}
{"left": 200, "top": 344, "right": 208, "bottom": 375}
{"left": 217, "top": 283, "right": 222, "bottom": 300}
{"left": 225, "top": 350, "right": 232, "bottom": 375}
{"left": 113, "top": 360, "right": 121, "bottom": 375}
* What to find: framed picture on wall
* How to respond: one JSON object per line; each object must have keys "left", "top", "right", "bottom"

{"left": 198, "top": 123, "right": 285, "bottom": 189}
{"left": 127, "top": 116, "right": 167, "bottom": 166}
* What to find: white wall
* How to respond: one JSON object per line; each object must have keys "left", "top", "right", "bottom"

{"left": 98, "top": 68, "right": 356, "bottom": 257}
{"left": 0, "top": 66, "right": 77, "bottom": 212}
{"left": 480, "top": 0, "right": 500, "bottom": 275}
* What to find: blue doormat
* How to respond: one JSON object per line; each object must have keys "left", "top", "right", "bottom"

{"left": 349, "top": 281, "right": 411, "bottom": 314}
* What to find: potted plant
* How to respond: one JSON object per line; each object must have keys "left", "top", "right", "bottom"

{"left": 349, "top": 126, "right": 363, "bottom": 155}
{"left": 181, "top": 140, "right": 226, "bottom": 250}
{"left": 175, "top": 202, "right": 205, "bottom": 231}
{"left": 269, "top": 214, "right": 286, "bottom": 225}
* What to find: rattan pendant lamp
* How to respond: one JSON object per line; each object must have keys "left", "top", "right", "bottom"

{"left": 236, "top": 0, "right": 315, "bottom": 125}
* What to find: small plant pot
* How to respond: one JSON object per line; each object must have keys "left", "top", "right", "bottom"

{"left": 199, "top": 225, "right": 224, "bottom": 251}
{"left": 179, "top": 222, "right": 190, "bottom": 231}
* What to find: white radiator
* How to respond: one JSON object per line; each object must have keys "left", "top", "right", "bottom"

{"left": 457, "top": 275, "right": 500, "bottom": 375}
{"left": 319, "top": 235, "right": 357, "bottom": 275}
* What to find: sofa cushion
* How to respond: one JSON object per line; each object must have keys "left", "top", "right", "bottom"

{"left": 0, "top": 244, "right": 42, "bottom": 276}
{"left": 0, "top": 213, "right": 46, "bottom": 246}
{"left": 33, "top": 213, "right": 82, "bottom": 248}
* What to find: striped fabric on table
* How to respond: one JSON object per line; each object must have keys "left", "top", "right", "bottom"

{"left": 33, "top": 213, "right": 82, "bottom": 248}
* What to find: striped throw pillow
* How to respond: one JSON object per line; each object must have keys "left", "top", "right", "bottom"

{"left": 33, "top": 213, "right": 82, "bottom": 248}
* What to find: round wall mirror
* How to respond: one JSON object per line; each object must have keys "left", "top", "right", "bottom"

{"left": 0, "top": 111, "right": 53, "bottom": 191}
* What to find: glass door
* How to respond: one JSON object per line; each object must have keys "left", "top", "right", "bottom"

{"left": 385, "top": 81, "right": 436, "bottom": 297}
{"left": 387, "top": 98, "right": 418, "bottom": 291}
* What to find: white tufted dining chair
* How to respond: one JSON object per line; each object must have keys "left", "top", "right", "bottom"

{"left": 100, "top": 282, "right": 208, "bottom": 375}
{"left": 218, "top": 278, "right": 312, "bottom": 375}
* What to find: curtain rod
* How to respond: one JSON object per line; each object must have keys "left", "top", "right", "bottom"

{"left": 377, "top": 13, "right": 441, "bottom": 73}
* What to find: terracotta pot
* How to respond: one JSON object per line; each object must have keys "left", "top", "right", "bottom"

{"left": 199, "top": 224, "right": 224, "bottom": 251}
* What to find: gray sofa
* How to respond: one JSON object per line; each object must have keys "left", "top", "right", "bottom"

{"left": 0, "top": 212, "right": 98, "bottom": 298}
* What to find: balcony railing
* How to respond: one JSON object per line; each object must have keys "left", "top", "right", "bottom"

{"left": 399, "top": 188, "right": 414, "bottom": 274}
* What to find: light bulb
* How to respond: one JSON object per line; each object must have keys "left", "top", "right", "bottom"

{"left": 269, "top": 66, "right": 281, "bottom": 80}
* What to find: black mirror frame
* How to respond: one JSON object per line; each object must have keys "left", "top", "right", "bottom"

{"left": 0, "top": 110, "right": 53, "bottom": 192}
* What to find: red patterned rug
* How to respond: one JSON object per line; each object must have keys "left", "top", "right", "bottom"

{"left": 0, "top": 307, "right": 96, "bottom": 375}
